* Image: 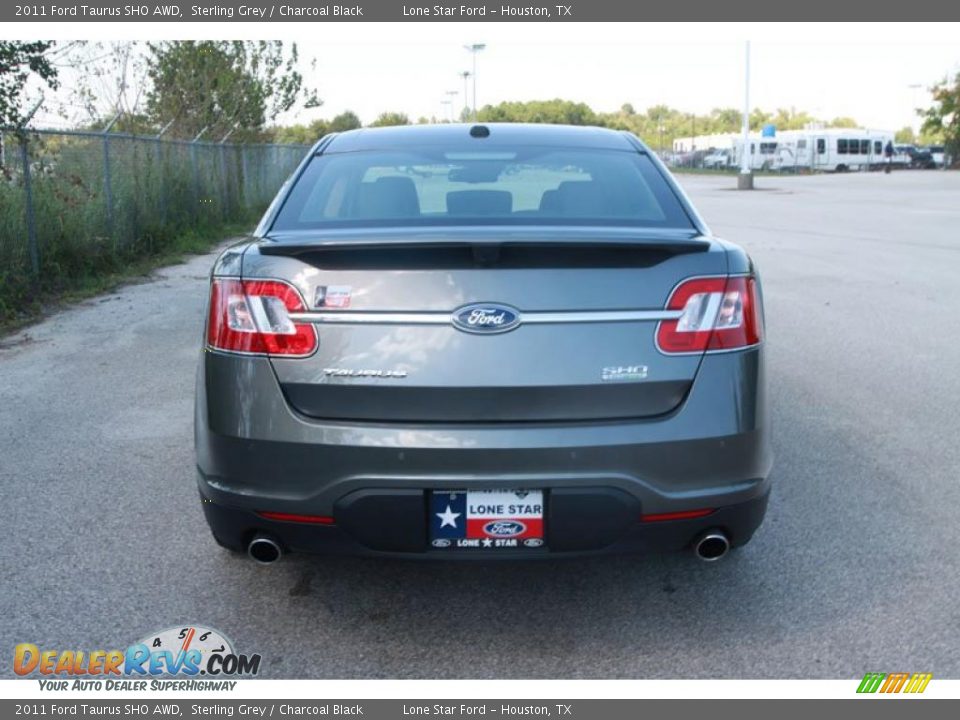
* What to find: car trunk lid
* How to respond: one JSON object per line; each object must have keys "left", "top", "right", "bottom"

{"left": 246, "top": 227, "right": 727, "bottom": 423}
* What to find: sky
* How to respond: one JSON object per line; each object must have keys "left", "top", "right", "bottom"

{"left": 9, "top": 22, "right": 960, "bottom": 132}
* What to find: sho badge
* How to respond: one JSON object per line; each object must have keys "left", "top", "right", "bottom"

{"left": 601, "top": 365, "right": 649, "bottom": 382}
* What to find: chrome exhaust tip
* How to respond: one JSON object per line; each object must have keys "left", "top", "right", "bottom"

{"left": 247, "top": 534, "right": 282, "bottom": 565}
{"left": 694, "top": 531, "right": 730, "bottom": 562}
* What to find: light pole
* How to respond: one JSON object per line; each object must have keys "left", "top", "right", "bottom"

{"left": 908, "top": 83, "right": 922, "bottom": 134}
{"left": 738, "top": 40, "right": 753, "bottom": 190}
{"left": 440, "top": 100, "right": 453, "bottom": 123}
{"left": 464, "top": 44, "right": 486, "bottom": 120}
{"left": 445, "top": 90, "right": 458, "bottom": 122}
{"left": 459, "top": 71, "right": 472, "bottom": 121}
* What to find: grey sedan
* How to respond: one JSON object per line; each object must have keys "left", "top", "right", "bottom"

{"left": 195, "top": 123, "right": 772, "bottom": 563}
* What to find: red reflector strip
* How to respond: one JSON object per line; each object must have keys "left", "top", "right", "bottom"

{"left": 256, "top": 511, "right": 335, "bottom": 525}
{"left": 640, "top": 508, "right": 715, "bottom": 523}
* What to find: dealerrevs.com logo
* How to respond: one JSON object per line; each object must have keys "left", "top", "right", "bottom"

{"left": 14, "top": 625, "right": 260, "bottom": 691}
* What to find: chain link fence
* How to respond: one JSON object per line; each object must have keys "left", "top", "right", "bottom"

{"left": 0, "top": 128, "right": 308, "bottom": 320}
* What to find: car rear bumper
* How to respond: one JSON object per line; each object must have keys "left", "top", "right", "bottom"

{"left": 200, "top": 485, "right": 770, "bottom": 559}
{"left": 195, "top": 346, "right": 772, "bottom": 558}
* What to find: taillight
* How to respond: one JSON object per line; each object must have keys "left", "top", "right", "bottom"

{"left": 640, "top": 508, "right": 716, "bottom": 523}
{"left": 656, "top": 276, "right": 762, "bottom": 354}
{"left": 207, "top": 278, "right": 317, "bottom": 357}
{"left": 256, "top": 511, "right": 335, "bottom": 525}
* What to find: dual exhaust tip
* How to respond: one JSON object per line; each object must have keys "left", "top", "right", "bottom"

{"left": 247, "top": 534, "right": 283, "bottom": 564}
{"left": 246, "top": 530, "right": 730, "bottom": 564}
{"left": 694, "top": 531, "right": 730, "bottom": 562}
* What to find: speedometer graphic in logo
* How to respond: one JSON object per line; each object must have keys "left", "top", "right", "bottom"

{"left": 134, "top": 625, "right": 234, "bottom": 675}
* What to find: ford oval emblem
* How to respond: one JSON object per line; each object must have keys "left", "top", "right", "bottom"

{"left": 483, "top": 520, "right": 526, "bottom": 538}
{"left": 452, "top": 303, "right": 521, "bottom": 334}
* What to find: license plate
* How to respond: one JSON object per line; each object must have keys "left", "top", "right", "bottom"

{"left": 430, "top": 489, "right": 545, "bottom": 550}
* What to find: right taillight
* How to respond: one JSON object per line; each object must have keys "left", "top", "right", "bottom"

{"left": 657, "top": 276, "right": 762, "bottom": 354}
{"left": 206, "top": 278, "right": 317, "bottom": 357}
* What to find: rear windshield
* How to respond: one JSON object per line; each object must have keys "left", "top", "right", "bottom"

{"left": 270, "top": 146, "right": 693, "bottom": 230}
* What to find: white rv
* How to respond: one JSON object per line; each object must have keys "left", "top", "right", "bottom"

{"left": 731, "top": 137, "right": 792, "bottom": 171}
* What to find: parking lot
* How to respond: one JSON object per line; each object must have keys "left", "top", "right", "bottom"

{"left": 2, "top": 170, "right": 959, "bottom": 679}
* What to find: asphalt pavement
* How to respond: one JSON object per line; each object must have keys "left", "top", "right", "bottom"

{"left": 2, "top": 170, "right": 959, "bottom": 678}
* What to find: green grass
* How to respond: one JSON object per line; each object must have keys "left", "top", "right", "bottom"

{"left": 0, "top": 134, "right": 306, "bottom": 336}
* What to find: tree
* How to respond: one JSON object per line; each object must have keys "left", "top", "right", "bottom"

{"left": 478, "top": 99, "right": 598, "bottom": 126}
{"left": 329, "top": 110, "right": 361, "bottom": 132}
{"left": 0, "top": 41, "right": 59, "bottom": 126}
{"left": 269, "top": 111, "right": 362, "bottom": 144}
{"left": 828, "top": 117, "right": 858, "bottom": 128}
{"left": 750, "top": 109, "right": 773, "bottom": 130}
{"left": 920, "top": 72, "right": 959, "bottom": 160}
{"left": 369, "top": 111, "right": 410, "bottom": 127}
{"left": 270, "top": 118, "right": 330, "bottom": 144}
{"left": 710, "top": 108, "right": 742, "bottom": 132}
{"left": 895, "top": 126, "right": 916, "bottom": 144}
{"left": 64, "top": 42, "right": 150, "bottom": 130}
{"left": 145, "top": 41, "right": 318, "bottom": 139}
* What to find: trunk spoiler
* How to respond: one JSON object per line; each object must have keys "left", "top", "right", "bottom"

{"left": 258, "top": 227, "right": 712, "bottom": 257}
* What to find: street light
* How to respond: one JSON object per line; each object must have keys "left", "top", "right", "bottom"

{"left": 445, "top": 90, "right": 458, "bottom": 122}
{"left": 464, "top": 44, "right": 486, "bottom": 120}
{"left": 440, "top": 99, "right": 453, "bottom": 123}
{"left": 908, "top": 83, "right": 922, "bottom": 133}
{"left": 459, "top": 71, "right": 472, "bottom": 121}
{"left": 738, "top": 40, "right": 753, "bottom": 190}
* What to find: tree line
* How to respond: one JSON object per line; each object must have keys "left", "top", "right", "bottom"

{"left": 0, "top": 41, "right": 955, "bottom": 158}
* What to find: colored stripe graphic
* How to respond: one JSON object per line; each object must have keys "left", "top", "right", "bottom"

{"left": 857, "top": 672, "right": 931, "bottom": 694}
{"left": 880, "top": 672, "right": 909, "bottom": 693}
{"left": 857, "top": 673, "right": 886, "bottom": 693}
{"left": 904, "top": 673, "right": 933, "bottom": 694}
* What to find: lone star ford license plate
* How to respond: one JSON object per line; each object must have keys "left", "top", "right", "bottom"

{"left": 430, "top": 489, "right": 545, "bottom": 550}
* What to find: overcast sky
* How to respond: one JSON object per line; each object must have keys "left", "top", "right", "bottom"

{"left": 10, "top": 22, "right": 960, "bottom": 131}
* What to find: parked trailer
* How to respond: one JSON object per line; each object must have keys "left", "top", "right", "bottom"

{"left": 731, "top": 137, "right": 792, "bottom": 171}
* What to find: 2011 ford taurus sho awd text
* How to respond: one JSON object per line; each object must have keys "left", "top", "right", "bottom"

{"left": 195, "top": 123, "right": 772, "bottom": 563}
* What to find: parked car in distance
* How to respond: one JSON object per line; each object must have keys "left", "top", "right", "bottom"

{"left": 702, "top": 150, "right": 733, "bottom": 169}
{"left": 196, "top": 123, "right": 772, "bottom": 564}
{"left": 912, "top": 146, "right": 937, "bottom": 169}
{"left": 927, "top": 145, "right": 946, "bottom": 168}
{"left": 893, "top": 145, "right": 916, "bottom": 168}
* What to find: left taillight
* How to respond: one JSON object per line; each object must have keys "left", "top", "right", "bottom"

{"left": 206, "top": 278, "right": 317, "bottom": 357}
{"left": 656, "top": 275, "right": 763, "bottom": 354}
